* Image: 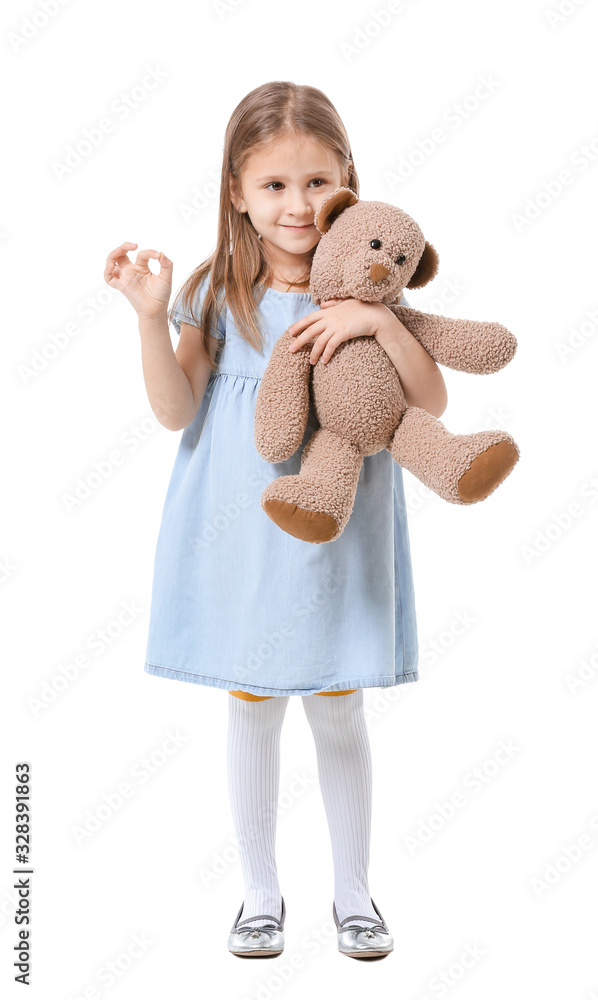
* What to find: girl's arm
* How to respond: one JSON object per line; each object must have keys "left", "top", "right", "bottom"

{"left": 103, "top": 244, "right": 219, "bottom": 431}
{"left": 374, "top": 310, "right": 447, "bottom": 418}
{"left": 138, "top": 315, "right": 219, "bottom": 431}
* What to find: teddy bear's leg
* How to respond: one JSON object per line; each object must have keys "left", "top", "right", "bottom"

{"left": 261, "top": 428, "right": 363, "bottom": 543}
{"left": 388, "top": 406, "right": 520, "bottom": 504}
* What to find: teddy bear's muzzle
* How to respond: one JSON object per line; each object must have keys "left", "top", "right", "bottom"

{"left": 370, "top": 262, "right": 390, "bottom": 282}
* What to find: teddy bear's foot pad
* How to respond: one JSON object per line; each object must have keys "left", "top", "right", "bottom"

{"left": 457, "top": 440, "right": 519, "bottom": 502}
{"left": 263, "top": 498, "right": 340, "bottom": 543}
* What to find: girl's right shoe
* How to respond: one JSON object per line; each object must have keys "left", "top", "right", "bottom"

{"left": 333, "top": 897, "right": 394, "bottom": 959}
{"left": 227, "top": 896, "right": 285, "bottom": 957}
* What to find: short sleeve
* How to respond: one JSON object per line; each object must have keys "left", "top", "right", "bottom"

{"left": 169, "top": 273, "right": 226, "bottom": 341}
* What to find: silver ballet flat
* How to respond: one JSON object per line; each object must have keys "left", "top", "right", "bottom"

{"left": 227, "top": 896, "right": 285, "bottom": 958}
{"left": 333, "top": 898, "right": 394, "bottom": 959}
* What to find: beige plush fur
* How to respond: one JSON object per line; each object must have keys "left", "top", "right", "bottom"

{"left": 254, "top": 187, "right": 520, "bottom": 544}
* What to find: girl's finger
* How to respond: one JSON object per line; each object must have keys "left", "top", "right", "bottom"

{"left": 134, "top": 249, "right": 161, "bottom": 269}
{"left": 104, "top": 259, "right": 123, "bottom": 285}
{"left": 313, "top": 329, "right": 350, "bottom": 365}
{"left": 289, "top": 322, "right": 327, "bottom": 351}
{"left": 310, "top": 337, "right": 330, "bottom": 364}
{"left": 105, "top": 242, "right": 137, "bottom": 266}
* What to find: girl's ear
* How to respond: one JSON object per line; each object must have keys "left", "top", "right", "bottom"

{"left": 314, "top": 186, "right": 358, "bottom": 234}
{"left": 229, "top": 174, "right": 240, "bottom": 208}
{"left": 406, "top": 241, "right": 439, "bottom": 288}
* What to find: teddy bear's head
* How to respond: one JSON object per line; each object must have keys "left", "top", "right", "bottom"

{"left": 308, "top": 187, "right": 439, "bottom": 306}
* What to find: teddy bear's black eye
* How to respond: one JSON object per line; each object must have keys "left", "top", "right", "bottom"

{"left": 395, "top": 254, "right": 406, "bottom": 266}
{"left": 370, "top": 239, "right": 381, "bottom": 249}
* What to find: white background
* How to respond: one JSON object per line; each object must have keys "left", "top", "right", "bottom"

{"left": 3, "top": 0, "right": 598, "bottom": 996}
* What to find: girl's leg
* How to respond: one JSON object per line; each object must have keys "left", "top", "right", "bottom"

{"left": 302, "top": 688, "right": 380, "bottom": 928}
{"left": 227, "top": 691, "right": 289, "bottom": 927}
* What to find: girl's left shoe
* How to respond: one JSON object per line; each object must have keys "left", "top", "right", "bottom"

{"left": 333, "top": 898, "right": 394, "bottom": 959}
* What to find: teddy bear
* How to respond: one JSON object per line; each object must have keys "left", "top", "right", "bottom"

{"left": 254, "top": 186, "right": 520, "bottom": 544}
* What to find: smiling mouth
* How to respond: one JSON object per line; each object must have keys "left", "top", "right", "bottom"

{"left": 282, "top": 224, "right": 313, "bottom": 229}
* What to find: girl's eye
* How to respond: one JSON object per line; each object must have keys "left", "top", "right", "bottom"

{"left": 266, "top": 178, "right": 327, "bottom": 191}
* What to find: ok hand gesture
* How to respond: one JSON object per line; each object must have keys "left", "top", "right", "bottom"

{"left": 104, "top": 242, "right": 172, "bottom": 320}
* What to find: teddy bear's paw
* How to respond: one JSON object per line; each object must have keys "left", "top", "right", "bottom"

{"left": 457, "top": 436, "right": 520, "bottom": 503}
{"left": 261, "top": 474, "right": 351, "bottom": 543}
{"left": 263, "top": 496, "right": 341, "bottom": 543}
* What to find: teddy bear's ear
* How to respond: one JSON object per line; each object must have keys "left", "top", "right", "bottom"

{"left": 406, "top": 241, "right": 439, "bottom": 288}
{"left": 314, "top": 186, "right": 358, "bottom": 235}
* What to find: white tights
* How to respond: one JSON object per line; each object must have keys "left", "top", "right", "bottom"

{"left": 226, "top": 689, "right": 380, "bottom": 929}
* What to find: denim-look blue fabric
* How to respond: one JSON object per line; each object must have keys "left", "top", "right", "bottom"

{"left": 144, "top": 275, "right": 419, "bottom": 696}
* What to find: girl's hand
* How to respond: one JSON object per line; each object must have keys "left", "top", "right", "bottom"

{"left": 287, "top": 298, "right": 388, "bottom": 364}
{"left": 104, "top": 242, "right": 173, "bottom": 320}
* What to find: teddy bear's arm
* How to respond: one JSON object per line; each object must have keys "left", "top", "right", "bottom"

{"left": 254, "top": 328, "right": 313, "bottom": 463}
{"left": 387, "top": 305, "right": 517, "bottom": 374}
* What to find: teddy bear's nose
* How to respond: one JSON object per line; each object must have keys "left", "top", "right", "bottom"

{"left": 370, "top": 262, "right": 390, "bottom": 282}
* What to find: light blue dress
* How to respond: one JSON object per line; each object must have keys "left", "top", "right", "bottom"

{"left": 144, "top": 275, "right": 419, "bottom": 696}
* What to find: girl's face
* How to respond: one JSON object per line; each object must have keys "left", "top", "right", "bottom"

{"left": 229, "top": 134, "right": 348, "bottom": 271}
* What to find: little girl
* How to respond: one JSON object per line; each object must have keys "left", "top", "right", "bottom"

{"left": 104, "top": 80, "right": 446, "bottom": 960}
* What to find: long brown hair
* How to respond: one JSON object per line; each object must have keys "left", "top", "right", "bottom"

{"left": 169, "top": 81, "right": 359, "bottom": 372}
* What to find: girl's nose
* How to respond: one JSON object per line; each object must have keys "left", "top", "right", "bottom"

{"left": 285, "top": 195, "right": 313, "bottom": 217}
{"left": 287, "top": 208, "right": 312, "bottom": 220}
